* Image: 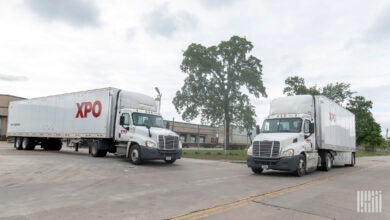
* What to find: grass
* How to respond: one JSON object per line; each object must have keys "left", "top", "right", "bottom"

{"left": 182, "top": 149, "right": 247, "bottom": 161}
{"left": 182, "top": 148, "right": 390, "bottom": 161}
{"left": 356, "top": 150, "right": 390, "bottom": 157}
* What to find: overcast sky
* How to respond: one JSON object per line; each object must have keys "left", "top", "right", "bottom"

{"left": 1, "top": 0, "right": 389, "bottom": 137}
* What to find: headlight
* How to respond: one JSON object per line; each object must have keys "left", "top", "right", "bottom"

{"left": 281, "top": 149, "right": 294, "bottom": 157}
{"left": 145, "top": 140, "right": 157, "bottom": 148}
{"left": 179, "top": 141, "right": 182, "bottom": 149}
{"left": 247, "top": 146, "right": 253, "bottom": 156}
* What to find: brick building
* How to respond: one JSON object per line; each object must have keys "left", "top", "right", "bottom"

{"left": 165, "top": 120, "right": 255, "bottom": 148}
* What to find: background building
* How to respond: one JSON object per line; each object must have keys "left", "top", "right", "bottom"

{"left": 0, "top": 95, "right": 25, "bottom": 141}
{"left": 165, "top": 120, "right": 256, "bottom": 149}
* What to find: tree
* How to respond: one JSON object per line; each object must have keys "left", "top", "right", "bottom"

{"left": 347, "top": 96, "right": 383, "bottom": 147}
{"left": 283, "top": 76, "right": 353, "bottom": 105}
{"left": 283, "top": 76, "right": 321, "bottom": 96}
{"left": 173, "top": 36, "right": 267, "bottom": 147}
{"left": 321, "top": 82, "right": 354, "bottom": 104}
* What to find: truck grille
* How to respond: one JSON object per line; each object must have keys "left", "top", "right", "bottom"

{"left": 252, "top": 141, "right": 280, "bottom": 158}
{"left": 158, "top": 135, "right": 179, "bottom": 150}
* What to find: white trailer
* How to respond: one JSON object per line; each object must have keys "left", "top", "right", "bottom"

{"left": 7, "top": 87, "right": 182, "bottom": 164}
{"left": 247, "top": 95, "right": 356, "bottom": 176}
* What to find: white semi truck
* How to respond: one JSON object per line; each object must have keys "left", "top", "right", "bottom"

{"left": 7, "top": 87, "right": 182, "bottom": 164}
{"left": 247, "top": 95, "right": 356, "bottom": 176}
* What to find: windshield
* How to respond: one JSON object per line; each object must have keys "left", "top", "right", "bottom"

{"left": 132, "top": 113, "right": 165, "bottom": 128}
{"left": 261, "top": 118, "right": 302, "bottom": 133}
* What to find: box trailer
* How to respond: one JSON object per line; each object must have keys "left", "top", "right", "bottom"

{"left": 7, "top": 87, "right": 182, "bottom": 164}
{"left": 247, "top": 95, "right": 356, "bottom": 176}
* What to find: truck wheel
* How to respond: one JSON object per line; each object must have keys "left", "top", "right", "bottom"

{"left": 22, "top": 138, "right": 35, "bottom": 150}
{"left": 90, "top": 145, "right": 107, "bottom": 157}
{"left": 15, "top": 137, "right": 23, "bottom": 150}
{"left": 129, "top": 144, "right": 142, "bottom": 165}
{"left": 322, "top": 152, "right": 332, "bottom": 171}
{"left": 294, "top": 154, "right": 306, "bottom": 177}
{"left": 347, "top": 152, "right": 355, "bottom": 167}
{"left": 164, "top": 158, "right": 176, "bottom": 164}
{"left": 251, "top": 167, "right": 263, "bottom": 174}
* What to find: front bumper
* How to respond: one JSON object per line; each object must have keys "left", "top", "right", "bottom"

{"left": 247, "top": 155, "right": 301, "bottom": 172}
{"left": 139, "top": 145, "right": 182, "bottom": 160}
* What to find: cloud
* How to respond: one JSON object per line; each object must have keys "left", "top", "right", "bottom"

{"left": 143, "top": 3, "right": 197, "bottom": 38}
{"left": 25, "top": 0, "right": 100, "bottom": 27}
{"left": 363, "top": 5, "right": 390, "bottom": 43}
{"left": 126, "top": 27, "right": 137, "bottom": 40}
{"left": 199, "top": 0, "right": 237, "bottom": 8}
{"left": 0, "top": 74, "right": 28, "bottom": 82}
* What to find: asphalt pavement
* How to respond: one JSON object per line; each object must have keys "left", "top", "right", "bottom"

{"left": 0, "top": 142, "right": 388, "bottom": 220}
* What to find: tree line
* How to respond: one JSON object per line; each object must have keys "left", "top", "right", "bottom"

{"left": 173, "top": 36, "right": 385, "bottom": 148}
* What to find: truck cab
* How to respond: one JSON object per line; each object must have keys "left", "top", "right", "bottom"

{"left": 247, "top": 95, "right": 356, "bottom": 176}
{"left": 116, "top": 109, "right": 182, "bottom": 164}
{"left": 112, "top": 90, "right": 182, "bottom": 164}
{"left": 247, "top": 113, "right": 318, "bottom": 176}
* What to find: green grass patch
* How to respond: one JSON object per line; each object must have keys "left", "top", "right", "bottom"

{"left": 182, "top": 149, "right": 247, "bottom": 161}
{"left": 356, "top": 150, "right": 390, "bottom": 157}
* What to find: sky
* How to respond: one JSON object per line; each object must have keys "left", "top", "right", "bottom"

{"left": 1, "top": 0, "right": 389, "bottom": 137}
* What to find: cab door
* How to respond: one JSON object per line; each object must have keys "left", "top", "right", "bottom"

{"left": 116, "top": 112, "right": 133, "bottom": 155}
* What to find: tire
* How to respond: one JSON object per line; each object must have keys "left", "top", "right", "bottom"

{"left": 164, "top": 158, "right": 176, "bottom": 164}
{"left": 90, "top": 145, "right": 107, "bottom": 157}
{"left": 129, "top": 144, "right": 142, "bottom": 165}
{"left": 90, "top": 141, "right": 107, "bottom": 157}
{"left": 294, "top": 154, "right": 306, "bottom": 177}
{"left": 251, "top": 167, "right": 263, "bottom": 174}
{"left": 347, "top": 152, "right": 355, "bottom": 167}
{"left": 322, "top": 152, "right": 332, "bottom": 171}
{"left": 15, "top": 137, "right": 23, "bottom": 150}
{"left": 22, "top": 137, "right": 35, "bottom": 150}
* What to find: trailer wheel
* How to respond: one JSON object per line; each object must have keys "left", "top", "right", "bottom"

{"left": 90, "top": 145, "right": 107, "bottom": 157}
{"left": 322, "top": 152, "right": 332, "bottom": 171}
{"left": 251, "top": 167, "right": 263, "bottom": 174}
{"left": 164, "top": 158, "right": 176, "bottom": 164}
{"left": 15, "top": 137, "right": 23, "bottom": 150}
{"left": 22, "top": 138, "right": 35, "bottom": 150}
{"left": 294, "top": 154, "right": 306, "bottom": 177}
{"left": 129, "top": 144, "right": 142, "bottom": 165}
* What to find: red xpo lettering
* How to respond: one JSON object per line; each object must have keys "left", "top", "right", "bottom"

{"left": 75, "top": 101, "right": 102, "bottom": 118}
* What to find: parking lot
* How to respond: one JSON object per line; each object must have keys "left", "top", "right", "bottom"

{"left": 0, "top": 141, "right": 389, "bottom": 220}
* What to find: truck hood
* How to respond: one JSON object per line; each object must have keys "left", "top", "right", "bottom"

{"left": 149, "top": 127, "right": 179, "bottom": 137}
{"left": 254, "top": 133, "right": 301, "bottom": 148}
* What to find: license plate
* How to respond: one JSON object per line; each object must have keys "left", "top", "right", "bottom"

{"left": 261, "top": 165, "right": 268, "bottom": 169}
{"left": 166, "top": 156, "right": 172, "bottom": 160}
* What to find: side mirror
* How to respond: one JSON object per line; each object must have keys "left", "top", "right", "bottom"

{"left": 309, "top": 123, "right": 315, "bottom": 134}
{"left": 256, "top": 125, "right": 261, "bottom": 135}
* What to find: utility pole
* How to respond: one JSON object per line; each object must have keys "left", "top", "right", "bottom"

{"left": 154, "top": 87, "right": 162, "bottom": 114}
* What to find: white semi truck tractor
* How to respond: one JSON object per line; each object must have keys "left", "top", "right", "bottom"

{"left": 7, "top": 87, "right": 182, "bottom": 164}
{"left": 247, "top": 95, "right": 356, "bottom": 176}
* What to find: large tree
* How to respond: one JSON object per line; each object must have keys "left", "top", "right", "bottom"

{"left": 173, "top": 36, "right": 267, "bottom": 147}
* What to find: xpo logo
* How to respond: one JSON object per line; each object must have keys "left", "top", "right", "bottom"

{"left": 75, "top": 101, "right": 102, "bottom": 118}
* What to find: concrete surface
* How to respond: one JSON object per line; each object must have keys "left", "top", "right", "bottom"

{"left": 0, "top": 142, "right": 388, "bottom": 220}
